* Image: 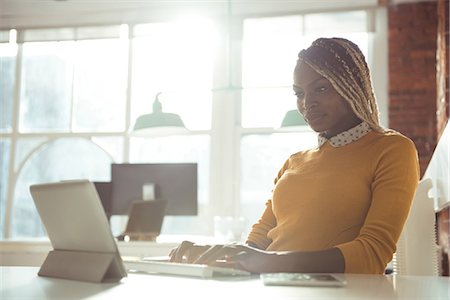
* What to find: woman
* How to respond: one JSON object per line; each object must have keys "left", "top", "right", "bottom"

{"left": 169, "top": 37, "right": 420, "bottom": 274}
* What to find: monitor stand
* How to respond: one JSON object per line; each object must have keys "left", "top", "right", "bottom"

{"left": 116, "top": 199, "right": 167, "bottom": 242}
{"left": 117, "top": 232, "right": 159, "bottom": 242}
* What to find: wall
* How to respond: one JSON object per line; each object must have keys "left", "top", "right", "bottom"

{"left": 388, "top": 0, "right": 449, "bottom": 276}
{"left": 436, "top": 0, "right": 450, "bottom": 276}
{"left": 388, "top": 1, "right": 438, "bottom": 178}
{"left": 437, "top": 0, "right": 449, "bottom": 138}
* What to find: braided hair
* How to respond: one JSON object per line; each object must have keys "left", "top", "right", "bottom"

{"left": 297, "top": 37, "right": 384, "bottom": 132}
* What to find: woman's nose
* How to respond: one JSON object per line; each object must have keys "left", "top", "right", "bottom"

{"left": 297, "top": 98, "right": 306, "bottom": 113}
{"left": 302, "top": 94, "right": 317, "bottom": 112}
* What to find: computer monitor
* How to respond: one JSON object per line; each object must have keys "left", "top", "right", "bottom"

{"left": 110, "top": 163, "right": 197, "bottom": 216}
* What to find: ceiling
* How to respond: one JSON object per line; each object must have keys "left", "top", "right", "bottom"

{"left": 0, "top": 0, "right": 435, "bottom": 30}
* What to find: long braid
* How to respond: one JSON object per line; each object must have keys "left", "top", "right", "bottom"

{"left": 298, "top": 38, "right": 384, "bottom": 132}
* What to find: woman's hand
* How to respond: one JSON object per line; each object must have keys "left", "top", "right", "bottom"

{"left": 169, "top": 241, "right": 275, "bottom": 273}
{"left": 193, "top": 244, "right": 272, "bottom": 273}
{"left": 168, "top": 241, "right": 212, "bottom": 263}
{"left": 170, "top": 241, "right": 345, "bottom": 274}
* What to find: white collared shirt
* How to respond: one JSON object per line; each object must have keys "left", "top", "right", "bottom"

{"left": 318, "top": 122, "right": 372, "bottom": 148}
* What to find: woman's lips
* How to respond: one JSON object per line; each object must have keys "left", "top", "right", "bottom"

{"left": 306, "top": 112, "right": 325, "bottom": 123}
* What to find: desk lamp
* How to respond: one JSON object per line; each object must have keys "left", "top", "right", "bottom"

{"left": 279, "top": 109, "right": 309, "bottom": 131}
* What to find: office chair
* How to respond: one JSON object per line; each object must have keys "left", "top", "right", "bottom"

{"left": 393, "top": 178, "right": 440, "bottom": 276}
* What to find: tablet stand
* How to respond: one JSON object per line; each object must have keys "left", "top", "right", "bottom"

{"left": 38, "top": 250, "right": 125, "bottom": 283}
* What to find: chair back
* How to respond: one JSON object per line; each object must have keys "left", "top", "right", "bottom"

{"left": 393, "top": 178, "right": 439, "bottom": 276}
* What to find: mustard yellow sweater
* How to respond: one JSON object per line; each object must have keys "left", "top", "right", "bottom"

{"left": 246, "top": 130, "right": 420, "bottom": 274}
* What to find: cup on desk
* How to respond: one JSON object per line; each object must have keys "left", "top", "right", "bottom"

{"left": 214, "top": 216, "right": 246, "bottom": 243}
{"left": 110, "top": 215, "right": 129, "bottom": 237}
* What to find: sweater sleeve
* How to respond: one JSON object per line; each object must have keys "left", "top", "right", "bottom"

{"left": 245, "top": 199, "right": 276, "bottom": 249}
{"left": 336, "top": 135, "right": 420, "bottom": 274}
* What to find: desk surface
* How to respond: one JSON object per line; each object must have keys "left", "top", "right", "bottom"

{"left": 1, "top": 267, "right": 449, "bottom": 300}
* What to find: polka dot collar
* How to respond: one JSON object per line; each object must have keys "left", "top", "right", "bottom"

{"left": 318, "top": 122, "right": 371, "bottom": 148}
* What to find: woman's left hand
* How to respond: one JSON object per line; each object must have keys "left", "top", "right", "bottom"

{"left": 194, "top": 243, "right": 271, "bottom": 273}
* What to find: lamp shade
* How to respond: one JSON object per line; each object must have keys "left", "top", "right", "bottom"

{"left": 131, "top": 93, "right": 188, "bottom": 136}
{"left": 280, "top": 109, "right": 308, "bottom": 128}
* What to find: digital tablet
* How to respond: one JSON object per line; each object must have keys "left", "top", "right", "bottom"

{"left": 30, "top": 180, "right": 127, "bottom": 282}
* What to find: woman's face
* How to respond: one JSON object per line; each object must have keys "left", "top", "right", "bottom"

{"left": 293, "top": 61, "right": 361, "bottom": 138}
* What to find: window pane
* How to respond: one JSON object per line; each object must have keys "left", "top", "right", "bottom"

{"left": 91, "top": 136, "right": 124, "bottom": 163}
{"left": 131, "top": 20, "right": 216, "bottom": 130}
{"left": 240, "top": 133, "right": 317, "bottom": 229}
{"left": 242, "top": 15, "right": 304, "bottom": 88}
{"left": 0, "top": 139, "right": 10, "bottom": 239}
{"left": 241, "top": 15, "right": 308, "bottom": 128}
{"left": 73, "top": 39, "right": 128, "bottom": 132}
{"left": 0, "top": 43, "right": 16, "bottom": 132}
{"left": 129, "top": 134, "right": 210, "bottom": 235}
{"left": 302, "top": 32, "right": 369, "bottom": 59}
{"left": 0, "top": 30, "right": 9, "bottom": 43}
{"left": 20, "top": 41, "right": 74, "bottom": 132}
{"left": 304, "top": 10, "right": 368, "bottom": 35}
{"left": 14, "top": 137, "right": 48, "bottom": 172}
{"left": 241, "top": 87, "right": 297, "bottom": 128}
{"left": 10, "top": 138, "right": 113, "bottom": 238}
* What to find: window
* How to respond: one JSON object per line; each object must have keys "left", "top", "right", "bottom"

{"left": 0, "top": 10, "right": 376, "bottom": 239}
{"left": 19, "top": 39, "right": 128, "bottom": 132}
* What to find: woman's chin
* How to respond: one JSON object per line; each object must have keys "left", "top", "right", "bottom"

{"left": 308, "top": 124, "right": 328, "bottom": 134}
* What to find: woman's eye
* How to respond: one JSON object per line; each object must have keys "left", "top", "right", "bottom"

{"left": 294, "top": 92, "right": 305, "bottom": 99}
{"left": 316, "top": 86, "right": 327, "bottom": 92}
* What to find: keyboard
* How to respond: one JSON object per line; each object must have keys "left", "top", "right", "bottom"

{"left": 123, "top": 258, "right": 251, "bottom": 278}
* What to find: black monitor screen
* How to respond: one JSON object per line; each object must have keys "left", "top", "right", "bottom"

{"left": 111, "top": 163, "right": 197, "bottom": 216}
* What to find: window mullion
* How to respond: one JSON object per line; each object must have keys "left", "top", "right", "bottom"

{"left": 70, "top": 41, "right": 76, "bottom": 132}
{"left": 3, "top": 40, "right": 23, "bottom": 238}
{"left": 208, "top": 17, "right": 243, "bottom": 226}
{"left": 123, "top": 25, "right": 133, "bottom": 163}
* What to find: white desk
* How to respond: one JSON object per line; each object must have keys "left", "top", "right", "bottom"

{"left": 1, "top": 267, "right": 449, "bottom": 300}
